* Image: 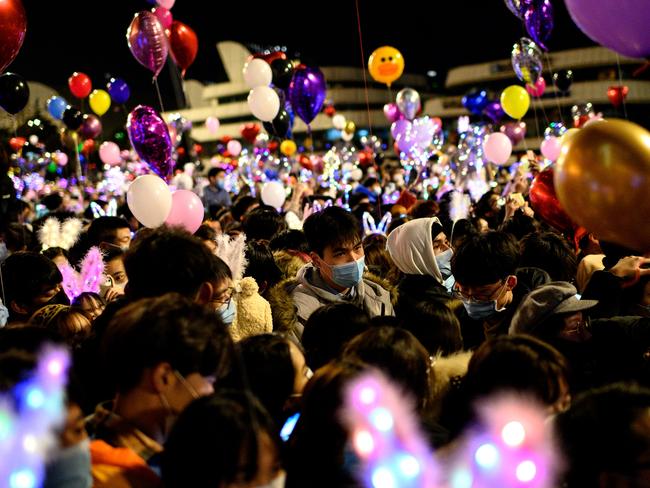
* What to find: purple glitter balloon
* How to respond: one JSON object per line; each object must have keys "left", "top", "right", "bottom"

{"left": 524, "top": 0, "right": 554, "bottom": 51}
{"left": 127, "top": 105, "right": 173, "bottom": 180}
{"left": 127, "top": 11, "right": 169, "bottom": 78}
{"left": 288, "top": 66, "right": 326, "bottom": 126}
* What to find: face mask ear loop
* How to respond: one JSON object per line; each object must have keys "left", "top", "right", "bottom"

{"left": 0, "top": 263, "right": 6, "bottom": 305}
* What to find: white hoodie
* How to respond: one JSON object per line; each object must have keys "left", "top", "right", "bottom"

{"left": 386, "top": 217, "right": 443, "bottom": 284}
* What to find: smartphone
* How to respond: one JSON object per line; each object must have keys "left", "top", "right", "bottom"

{"left": 280, "top": 412, "right": 300, "bottom": 442}
{"left": 99, "top": 275, "right": 114, "bottom": 300}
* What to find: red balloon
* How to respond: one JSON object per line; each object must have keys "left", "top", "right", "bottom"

{"left": 68, "top": 72, "right": 92, "bottom": 99}
{"left": 607, "top": 85, "right": 629, "bottom": 108}
{"left": 241, "top": 123, "right": 260, "bottom": 143}
{"left": 221, "top": 136, "right": 232, "bottom": 144}
{"left": 573, "top": 114, "right": 590, "bottom": 128}
{"left": 168, "top": 21, "right": 198, "bottom": 77}
{"left": 193, "top": 143, "right": 202, "bottom": 154}
{"left": 324, "top": 105, "right": 336, "bottom": 117}
{"left": 0, "top": 0, "right": 26, "bottom": 73}
{"left": 82, "top": 139, "right": 95, "bottom": 155}
{"left": 253, "top": 51, "right": 287, "bottom": 65}
{"left": 9, "top": 136, "right": 25, "bottom": 151}
{"left": 298, "top": 154, "right": 313, "bottom": 171}
{"left": 529, "top": 167, "right": 576, "bottom": 232}
{"left": 268, "top": 140, "right": 279, "bottom": 152}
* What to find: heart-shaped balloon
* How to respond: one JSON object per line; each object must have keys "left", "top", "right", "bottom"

{"left": 607, "top": 85, "right": 629, "bottom": 108}
{"left": 241, "top": 122, "right": 261, "bottom": 143}
{"left": 499, "top": 121, "right": 527, "bottom": 145}
{"left": 462, "top": 89, "right": 489, "bottom": 116}
{"left": 530, "top": 167, "right": 575, "bottom": 232}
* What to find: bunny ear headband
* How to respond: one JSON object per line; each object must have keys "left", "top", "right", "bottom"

{"left": 57, "top": 246, "right": 105, "bottom": 302}
{"left": 215, "top": 233, "right": 248, "bottom": 282}
{"left": 38, "top": 217, "right": 83, "bottom": 251}
{"left": 363, "top": 212, "right": 392, "bottom": 237}
{"left": 90, "top": 198, "right": 118, "bottom": 219}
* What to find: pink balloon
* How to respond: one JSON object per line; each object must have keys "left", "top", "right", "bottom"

{"left": 99, "top": 141, "right": 122, "bottom": 166}
{"left": 227, "top": 140, "right": 242, "bottom": 157}
{"left": 165, "top": 190, "right": 204, "bottom": 234}
{"left": 483, "top": 132, "right": 513, "bottom": 165}
{"left": 151, "top": 7, "right": 172, "bottom": 29}
{"left": 540, "top": 136, "right": 561, "bottom": 161}
{"left": 157, "top": 0, "right": 175, "bottom": 8}
{"left": 205, "top": 116, "right": 220, "bottom": 134}
{"left": 383, "top": 103, "right": 403, "bottom": 123}
{"left": 127, "top": 11, "right": 169, "bottom": 78}
{"left": 55, "top": 151, "right": 68, "bottom": 166}
{"left": 526, "top": 76, "right": 546, "bottom": 98}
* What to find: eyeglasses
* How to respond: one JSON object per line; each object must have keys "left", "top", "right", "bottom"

{"left": 452, "top": 280, "right": 508, "bottom": 303}
{"left": 211, "top": 286, "right": 234, "bottom": 306}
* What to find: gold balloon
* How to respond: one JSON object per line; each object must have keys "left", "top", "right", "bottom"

{"left": 555, "top": 118, "right": 650, "bottom": 252}
{"left": 560, "top": 127, "right": 579, "bottom": 147}
{"left": 344, "top": 120, "right": 356, "bottom": 135}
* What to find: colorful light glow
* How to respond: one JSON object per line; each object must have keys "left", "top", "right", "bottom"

{"left": 359, "top": 386, "right": 377, "bottom": 406}
{"left": 370, "top": 408, "right": 394, "bottom": 432}
{"left": 516, "top": 460, "right": 537, "bottom": 482}
{"left": 22, "top": 434, "right": 38, "bottom": 454}
{"left": 372, "top": 467, "right": 396, "bottom": 488}
{"left": 502, "top": 421, "right": 526, "bottom": 447}
{"left": 25, "top": 388, "right": 45, "bottom": 410}
{"left": 475, "top": 443, "right": 500, "bottom": 470}
{"left": 354, "top": 430, "right": 375, "bottom": 456}
{"left": 46, "top": 359, "right": 64, "bottom": 377}
{"left": 397, "top": 454, "right": 420, "bottom": 478}
{"left": 0, "top": 410, "right": 12, "bottom": 440}
{"left": 450, "top": 468, "right": 473, "bottom": 488}
{"left": 9, "top": 469, "right": 36, "bottom": 488}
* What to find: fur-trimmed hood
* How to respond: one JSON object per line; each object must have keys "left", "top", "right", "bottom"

{"left": 428, "top": 351, "right": 473, "bottom": 421}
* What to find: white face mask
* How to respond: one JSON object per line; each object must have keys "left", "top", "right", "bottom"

{"left": 255, "top": 471, "right": 286, "bottom": 488}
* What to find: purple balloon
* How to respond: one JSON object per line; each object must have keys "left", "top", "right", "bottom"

{"left": 565, "top": 0, "right": 650, "bottom": 58}
{"left": 127, "top": 105, "right": 173, "bottom": 180}
{"left": 499, "top": 121, "right": 527, "bottom": 145}
{"left": 383, "top": 103, "right": 402, "bottom": 123}
{"left": 107, "top": 78, "right": 130, "bottom": 105}
{"left": 127, "top": 11, "right": 169, "bottom": 78}
{"left": 78, "top": 114, "right": 103, "bottom": 139}
{"left": 524, "top": 0, "right": 554, "bottom": 51}
{"left": 391, "top": 119, "right": 410, "bottom": 139}
{"left": 504, "top": 0, "right": 532, "bottom": 18}
{"left": 394, "top": 117, "right": 435, "bottom": 154}
{"left": 482, "top": 101, "right": 506, "bottom": 123}
{"left": 288, "top": 66, "right": 326, "bottom": 126}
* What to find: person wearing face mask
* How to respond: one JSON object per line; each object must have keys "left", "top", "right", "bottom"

{"left": 203, "top": 167, "right": 232, "bottom": 210}
{"left": 289, "top": 207, "right": 394, "bottom": 339}
{"left": 451, "top": 231, "right": 550, "bottom": 349}
{"left": 101, "top": 246, "right": 128, "bottom": 302}
{"left": 387, "top": 217, "right": 456, "bottom": 318}
{"left": 87, "top": 293, "right": 234, "bottom": 488}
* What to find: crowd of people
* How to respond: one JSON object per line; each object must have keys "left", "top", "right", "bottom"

{"left": 1, "top": 148, "right": 650, "bottom": 488}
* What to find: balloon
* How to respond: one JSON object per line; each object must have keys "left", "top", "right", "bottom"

{"left": 530, "top": 168, "right": 576, "bottom": 233}
{"left": 165, "top": 190, "right": 204, "bottom": 234}
{"left": 168, "top": 21, "right": 198, "bottom": 76}
{"left": 553, "top": 70, "right": 573, "bottom": 93}
{"left": 78, "top": 114, "right": 103, "bottom": 139}
{"left": 261, "top": 181, "right": 286, "bottom": 209}
{"left": 127, "top": 11, "right": 169, "bottom": 78}
{"left": 253, "top": 51, "right": 287, "bottom": 65}
{"left": 540, "top": 136, "right": 561, "bottom": 161}
{"left": 127, "top": 174, "right": 172, "bottom": 228}
{"left": 62, "top": 106, "right": 83, "bottom": 131}
{"left": 524, "top": 0, "right": 554, "bottom": 51}
{"left": 526, "top": 76, "right": 546, "bottom": 97}
{"left": 88, "top": 89, "right": 110, "bottom": 116}
{"left": 555, "top": 119, "right": 650, "bottom": 251}
{"left": 607, "top": 85, "right": 629, "bottom": 108}
{"left": 28, "top": 135, "right": 38, "bottom": 145}
{"left": 544, "top": 121, "right": 567, "bottom": 138}
{"left": 280, "top": 140, "right": 297, "bottom": 156}
{"left": 68, "top": 72, "right": 91, "bottom": 99}
{"left": 0, "top": 72, "right": 29, "bottom": 114}
{"left": 499, "top": 121, "right": 527, "bottom": 145}
{"left": 81, "top": 139, "right": 95, "bottom": 156}
{"left": 55, "top": 151, "right": 68, "bottom": 166}
{"left": 504, "top": 0, "right": 529, "bottom": 19}
{"left": 368, "top": 46, "right": 404, "bottom": 87}
{"left": 482, "top": 101, "right": 506, "bottom": 123}
{"left": 243, "top": 58, "right": 272, "bottom": 88}
{"left": 564, "top": 0, "right": 650, "bottom": 58}
{"left": 270, "top": 58, "right": 295, "bottom": 91}
{"left": 240, "top": 123, "right": 261, "bottom": 143}
{"left": 511, "top": 37, "right": 543, "bottom": 85}
{"left": 391, "top": 119, "right": 410, "bottom": 139}
{"left": 0, "top": 0, "right": 26, "bottom": 73}
{"left": 47, "top": 96, "right": 68, "bottom": 120}
{"left": 394, "top": 117, "right": 436, "bottom": 154}
{"left": 248, "top": 85, "right": 281, "bottom": 122}
{"left": 571, "top": 103, "right": 595, "bottom": 128}
{"left": 560, "top": 128, "right": 580, "bottom": 146}
{"left": 127, "top": 105, "right": 173, "bottom": 180}
{"left": 500, "top": 85, "right": 530, "bottom": 119}
{"left": 396, "top": 88, "right": 420, "bottom": 121}
{"left": 583, "top": 114, "right": 605, "bottom": 128}
{"left": 227, "top": 140, "right": 242, "bottom": 157}
{"left": 483, "top": 132, "right": 513, "bottom": 164}
{"left": 383, "top": 103, "right": 402, "bottom": 123}
{"left": 9, "top": 137, "right": 25, "bottom": 151}
{"left": 344, "top": 120, "right": 356, "bottom": 135}
{"left": 205, "top": 116, "right": 220, "bottom": 134}
{"left": 151, "top": 6, "right": 172, "bottom": 29}
{"left": 157, "top": 0, "right": 175, "bottom": 8}
{"left": 99, "top": 141, "right": 122, "bottom": 165}
{"left": 107, "top": 78, "right": 130, "bottom": 105}
{"left": 462, "top": 89, "right": 489, "bottom": 115}
{"left": 263, "top": 109, "right": 291, "bottom": 138}
{"left": 288, "top": 66, "right": 326, "bottom": 126}
{"left": 332, "top": 114, "right": 347, "bottom": 130}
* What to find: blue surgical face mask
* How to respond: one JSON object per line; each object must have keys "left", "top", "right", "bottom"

{"left": 328, "top": 257, "right": 365, "bottom": 289}
{"left": 435, "top": 248, "right": 453, "bottom": 280}
{"left": 461, "top": 282, "right": 508, "bottom": 320}
{"left": 216, "top": 179, "right": 225, "bottom": 190}
{"left": 217, "top": 298, "right": 236, "bottom": 325}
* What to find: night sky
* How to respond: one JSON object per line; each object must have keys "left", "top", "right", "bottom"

{"left": 10, "top": 0, "right": 594, "bottom": 103}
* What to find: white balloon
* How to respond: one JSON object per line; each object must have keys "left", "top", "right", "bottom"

{"left": 350, "top": 168, "right": 363, "bottom": 181}
{"left": 227, "top": 140, "right": 242, "bottom": 156}
{"left": 248, "top": 86, "right": 281, "bottom": 122}
{"left": 261, "top": 181, "right": 286, "bottom": 209}
{"left": 332, "top": 114, "right": 347, "bottom": 130}
{"left": 342, "top": 131, "right": 354, "bottom": 142}
{"left": 127, "top": 175, "right": 173, "bottom": 228}
{"left": 29, "top": 135, "right": 38, "bottom": 145}
{"left": 243, "top": 59, "right": 273, "bottom": 89}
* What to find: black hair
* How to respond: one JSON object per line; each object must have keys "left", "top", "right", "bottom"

{"left": 302, "top": 206, "right": 362, "bottom": 257}
{"left": 362, "top": 234, "right": 401, "bottom": 285}
{"left": 244, "top": 241, "right": 282, "bottom": 294}
{"left": 207, "top": 167, "right": 225, "bottom": 179}
{"left": 520, "top": 232, "right": 578, "bottom": 282}
{"left": 499, "top": 210, "right": 540, "bottom": 241}
{"left": 398, "top": 302, "right": 463, "bottom": 356}
{"left": 102, "top": 244, "right": 125, "bottom": 263}
{"left": 162, "top": 391, "right": 279, "bottom": 488}
{"left": 268, "top": 229, "right": 310, "bottom": 254}
{"left": 410, "top": 200, "right": 440, "bottom": 220}
{"left": 42, "top": 193, "right": 63, "bottom": 212}
{"left": 302, "top": 303, "right": 371, "bottom": 371}
{"left": 102, "top": 293, "right": 233, "bottom": 394}
{"left": 242, "top": 206, "right": 287, "bottom": 242}
{"left": 194, "top": 223, "right": 218, "bottom": 243}
{"left": 231, "top": 195, "right": 259, "bottom": 222}
{"left": 42, "top": 246, "right": 70, "bottom": 263}
{"left": 87, "top": 217, "right": 130, "bottom": 247}
{"left": 451, "top": 230, "right": 520, "bottom": 287}
{"left": 2, "top": 223, "right": 33, "bottom": 252}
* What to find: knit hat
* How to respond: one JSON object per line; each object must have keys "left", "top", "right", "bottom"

{"left": 509, "top": 282, "right": 598, "bottom": 335}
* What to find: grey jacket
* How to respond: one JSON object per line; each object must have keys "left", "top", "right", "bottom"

{"left": 290, "top": 264, "right": 395, "bottom": 339}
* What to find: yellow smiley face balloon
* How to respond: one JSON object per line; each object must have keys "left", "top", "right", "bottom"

{"left": 368, "top": 46, "right": 404, "bottom": 87}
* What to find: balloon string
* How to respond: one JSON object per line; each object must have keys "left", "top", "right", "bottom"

{"left": 154, "top": 78, "right": 165, "bottom": 113}
{"left": 532, "top": 101, "right": 543, "bottom": 144}
{"left": 615, "top": 54, "right": 629, "bottom": 119}
{"left": 543, "top": 52, "right": 565, "bottom": 126}
{"left": 354, "top": 0, "right": 373, "bottom": 138}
